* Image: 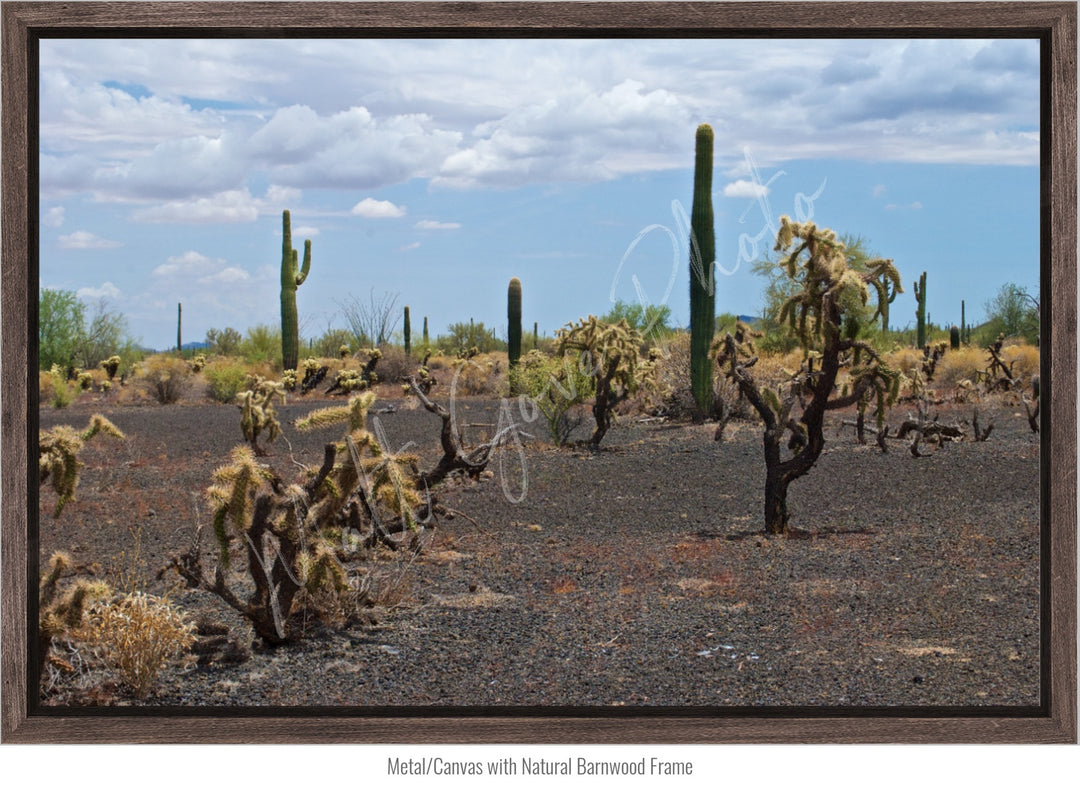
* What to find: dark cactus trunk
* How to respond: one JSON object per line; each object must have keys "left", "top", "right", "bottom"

{"left": 961, "top": 300, "right": 967, "bottom": 344}
{"left": 950, "top": 325, "right": 961, "bottom": 350}
{"left": 533, "top": 321, "right": 539, "bottom": 350}
{"left": 177, "top": 302, "right": 182, "bottom": 354}
{"left": 422, "top": 316, "right": 429, "bottom": 348}
{"left": 280, "top": 210, "right": 312, "bottom": 372}
{"left": 915, "top": 271, "right": 927, "bottom": 349}
{"left": 403, "top": 306, "right": 411, "bottom": 357}
{"left": 689, "top": 124, "right": 716, "bottom": 414}
{"left": 508, "top": 278, "right": 522, "bottom": 368}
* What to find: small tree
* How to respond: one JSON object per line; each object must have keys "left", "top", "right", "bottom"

{"left": 39, "top": 288, "right": 86, "bottom": 371}
{"left": 984, "top": 282, "right": 1039, "bottom": 345}
{"left": 717, "top": 217, "right": 902, "bottom": 535}
{"left": 555, "top": 316, "right": 656, "bottom": 447}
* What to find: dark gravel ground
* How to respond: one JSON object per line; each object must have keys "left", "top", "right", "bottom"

{"left": 38, "top": 388, "right": 1041, "bottom": 708}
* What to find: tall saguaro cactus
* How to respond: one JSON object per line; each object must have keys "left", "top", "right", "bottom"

{"left": 689, "top": 124, "right": 716, "bottom": 414}
{"left": 508, "top": 277, "right": 523, "bottom": 369}
{"left": 961, "top": 300, "right": 967, "bottom": 344}
{"left": 279, "top": 210, "right": 312, "bottom": 372}
{"left": 914, "top": 271, "right": 927, "bottom": 349}
{"left": 403, "top": 306, "right": 412, "bottom": 357}
{"left": 177, "top": 302, "right": 182, "bottom": 354}
{"left": 422, "top": 316, "right": 429, "bottom": 349}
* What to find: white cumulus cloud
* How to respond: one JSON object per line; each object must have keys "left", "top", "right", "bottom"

{"left": 43, "top": 206, "right": 66, "bottom": 228}
{"left": 352, "top": 198, "right": 406, "bottom": 219}
{"left": 76, "top": 281, "right": 121, "bottom": 300}
{"left": 58, "top": 230, "right": 121, "bottom": 249}
{"left": 722, "top": 180, "right": 771, "bottom": 199}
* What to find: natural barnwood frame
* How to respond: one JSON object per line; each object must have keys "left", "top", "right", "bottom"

{"left": 1, "top": 1, "right": 1075, "bottom": 744}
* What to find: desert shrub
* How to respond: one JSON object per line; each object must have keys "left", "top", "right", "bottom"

{"left": 39, "top": 369, "right": 56, "bottom": 404}
{"left": 510, "top": 349, "right": 594, "bottom": 444}
{"left": 85, "top": 592, "right": 194, "bottom": 698}
{"left": 933, "top": 346, "right": 985, "bottom": 389}
{"left": 449, "top": 353, "right": 504, "bottom": 396}
{"left": 138, "top": 354, "right": 191, "bottom": 404}
{"left": 426, "top": 353, "right": 449, "bottom": 371}
{"left": 375, "top": 344, "right": 416, "bottom": 385}
{"left": 885, "top": 347, "right": 923, "bottom": 379}
{"left": 238, "top": 324, "right": 283, "bottom": 368}
{"left": 203, "top": 358, "right": 252, "bottom": 403}
{"left": 1001, "top": 342, "right": 1040, "bottom": 382}
{"left": 45, "top": 365, "right": 75, "bottom": 408}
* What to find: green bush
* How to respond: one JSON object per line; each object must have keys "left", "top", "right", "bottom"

{"left": 239, "top": 324, "right": 283, "bottom": 368}
{"left": 510, "top": 350, "right": 594, "bottom": 444}
{"left": 203, "top": 358, "right": 252, "bottom": 403}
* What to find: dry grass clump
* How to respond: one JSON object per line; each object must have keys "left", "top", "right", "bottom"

{"left": 933, "top": 346, "right": 985, "bottom": 389}
{"left": 1001, "top": 343, "right": 1039, "bottom": 382}
{"left": 85, "top": 591, "right": 194, "bottom": 698}
{"left": 885, "top": 347, "right": 924, "bottom": 379}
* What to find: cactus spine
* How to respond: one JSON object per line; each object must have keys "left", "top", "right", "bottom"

{"left": 279, "top": 210, "right": 312, "bottom": 372}
{"left": 177, "top": 302, "right": 182, "bottom": 354}
{"left": 689, "top": 124, "right": 716, "bottom": 414}
{"left": 914, "top": 271, "right": 927, "bottom": 349}
{"left": 403, "top": 306, "right": 412, "bottom": 357}
{"left": 508, "top": 277, "right": 523, "bottom": 369}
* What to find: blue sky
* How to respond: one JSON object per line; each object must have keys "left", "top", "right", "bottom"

{"left": 39, "top": 37, "right": 1040, "bottom": 351}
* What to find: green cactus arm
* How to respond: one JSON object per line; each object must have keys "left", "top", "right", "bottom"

{"left": 296, "top": 240, "right": 312, "bottom": 286}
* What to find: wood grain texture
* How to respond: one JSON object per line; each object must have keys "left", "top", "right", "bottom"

{"left": 2, "top": 1, "right": 1075, "bottom": 744}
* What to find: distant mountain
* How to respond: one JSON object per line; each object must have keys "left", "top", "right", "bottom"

{"left": 181, "top": 341, "right": 211, "bottom": 351}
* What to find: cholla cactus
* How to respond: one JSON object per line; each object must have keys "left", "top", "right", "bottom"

{"left": 339, "top": 344, "right": 351, "bottom": 359}
{"left": 189, "top": 353, "right": 207, "bottom": 373}
{"left": 718, "top": 217, "right": 901, "bottom": 535}
{"left": 556, "top": 315, "right": 656, "bottom": 447}
{"left": 76, "top": 371, "right": 93, "bottom": 391}
{"left": 101, "top": 355, "right": 122, "bottom": 380}
{"left": 39, "top": 414, "right": 125, "bottom": 517}
{"left": 237, "top": 377, "right": 286, "bottom": 455}
{"left": 177, "top": 392, "right": 422, "bottom": 644}
{"left": 38, "top": 551, "right": 111, "bottom": 677}
{"left": 282, "top": 368, "right": 298, "bottom": 391}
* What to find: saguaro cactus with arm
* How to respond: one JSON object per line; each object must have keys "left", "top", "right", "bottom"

{"left": 280, "top": 210, "right": 312, "bottom": 372}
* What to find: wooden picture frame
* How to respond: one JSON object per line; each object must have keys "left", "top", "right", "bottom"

{"left": 2, "top": 1, "right": 1075, "bottom": 744}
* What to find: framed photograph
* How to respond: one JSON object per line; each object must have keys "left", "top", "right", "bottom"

{"left": 2, "top": 1, "right": 1075, "bottom": 744}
